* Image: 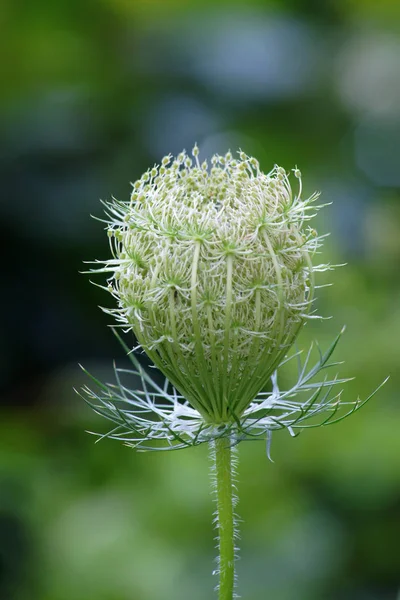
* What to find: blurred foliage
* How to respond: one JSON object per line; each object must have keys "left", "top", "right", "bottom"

{"left": 0, "top": 0, "right": 399, "bottom": 599}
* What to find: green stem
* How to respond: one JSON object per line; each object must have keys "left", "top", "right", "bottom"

{"left": 213, "top": 437, "right": 237, "bottom": 600}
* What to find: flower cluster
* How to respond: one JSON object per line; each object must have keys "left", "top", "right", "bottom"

{"left": 79, "top": 147, "right": 383, "bottom": 452}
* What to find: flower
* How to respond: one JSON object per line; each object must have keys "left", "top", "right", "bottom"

{"left": 79, "top": 147, "right": 385, "bottom": 452}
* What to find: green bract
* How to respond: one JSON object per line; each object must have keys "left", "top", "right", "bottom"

{"left": 80, "top": 147, "right": 383, "bottom": 451}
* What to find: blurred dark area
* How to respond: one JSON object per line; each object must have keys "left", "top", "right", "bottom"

{"left": 0, "top": 1, "right": 399, "bottom": 599}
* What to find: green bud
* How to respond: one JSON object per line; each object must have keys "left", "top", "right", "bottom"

{"left": 82, "top": 142, "right": 387, "bottom": 461}
{"left": 92, "top": 148, "right": 322, "bottom": 424}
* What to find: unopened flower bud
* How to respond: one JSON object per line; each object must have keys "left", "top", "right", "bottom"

{"left": 93, "top": 147, "right": 321, "bottom": 424}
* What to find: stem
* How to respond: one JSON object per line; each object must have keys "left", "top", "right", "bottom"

{"left": 212, "top": 437, "right": 237, "bottom": 600}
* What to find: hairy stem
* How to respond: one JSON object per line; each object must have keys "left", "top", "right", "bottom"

{"left": 212, "top": 437, "right": 237, "bottom": 600}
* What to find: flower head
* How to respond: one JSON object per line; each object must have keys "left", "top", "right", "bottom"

{"left": 79, "top": 147, "right": 384, "bottom": 452}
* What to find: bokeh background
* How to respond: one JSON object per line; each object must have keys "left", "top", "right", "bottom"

{"left": 1, "top": 1, "right": 399, "bottom": 599}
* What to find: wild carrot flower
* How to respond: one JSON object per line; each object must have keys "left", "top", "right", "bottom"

{"left": 78, "top": 147, "right": 385, "bottom": 600}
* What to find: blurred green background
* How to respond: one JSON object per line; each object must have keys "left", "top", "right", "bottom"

{"left": 1, "top": 0, "right": 399, "bottom": 599}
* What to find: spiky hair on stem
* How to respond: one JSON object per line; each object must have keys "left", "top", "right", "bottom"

{"left": 78, "top": 147, "right": 386, "bottom": 452}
